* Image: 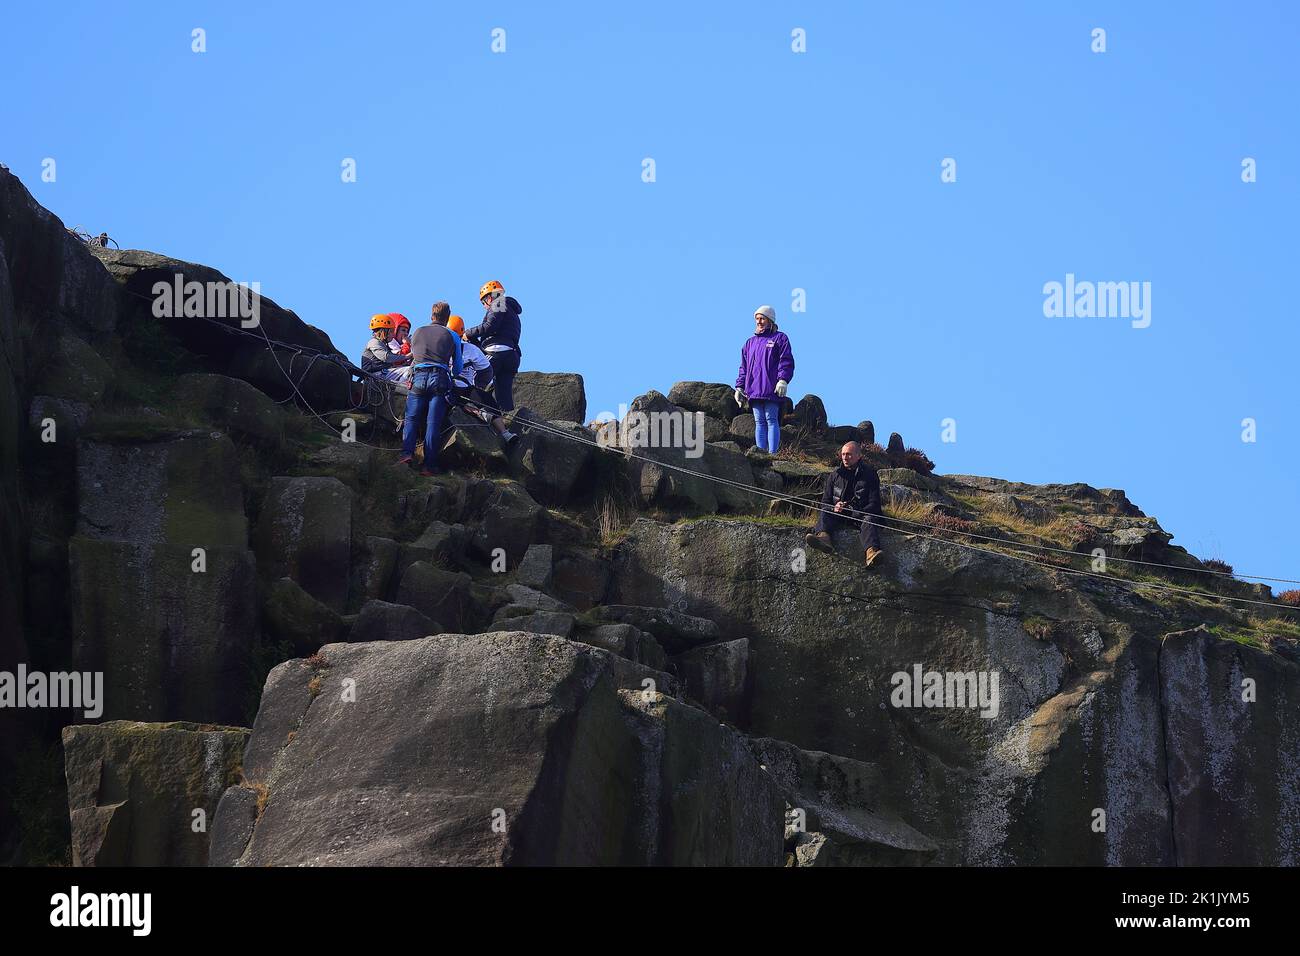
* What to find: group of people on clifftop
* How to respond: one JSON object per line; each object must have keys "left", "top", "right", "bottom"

{"left": 358, "top": 296, "right": 885, "bottom": 567}
{"left": 359, "top": 280, "right": 523, "bottom": 476}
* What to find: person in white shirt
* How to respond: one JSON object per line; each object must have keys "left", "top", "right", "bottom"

{"left": 448, "top": 315, "right": 517, "bottom": 445}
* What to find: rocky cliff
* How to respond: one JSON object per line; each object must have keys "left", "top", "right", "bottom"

{"left": 3, "top": 168, "right": 1297, "bottom": 866}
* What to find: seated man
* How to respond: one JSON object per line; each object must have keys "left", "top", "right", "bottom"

{"left": 805, "top": 441, "right": 885, "bottom": 568}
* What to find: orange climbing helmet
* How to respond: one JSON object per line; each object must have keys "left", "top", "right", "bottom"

{"left": 448, "top": 315, "right": 465, "bottom": 336}
{"left": 479, "top": 280, "right": 504, "bottom": 303}
{"left": 369, "top": 313, "right": 396, "bottom": 331}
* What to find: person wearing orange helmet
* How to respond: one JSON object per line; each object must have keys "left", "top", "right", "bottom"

{"left": 445, "top": 315, "right": 518, "bottom": 447}
{"left": 448, "top": 315, "right": 492, "bottom": 385}
{"left": 360, "top": 313, "right": 412, "bottom": 384}
{"left": 464, "top": 279, "right": 522, "bottom": 412}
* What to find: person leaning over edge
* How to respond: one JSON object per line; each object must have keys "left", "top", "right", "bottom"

{"left": 805, "top": 441, "right": 886, "bottom": 568}
{"left": 400, "top": 301, "right": 463, "bottom": 476}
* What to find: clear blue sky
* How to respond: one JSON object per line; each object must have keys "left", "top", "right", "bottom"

{"left": 4, "top": 1, "right": 1297, "bottom": 583}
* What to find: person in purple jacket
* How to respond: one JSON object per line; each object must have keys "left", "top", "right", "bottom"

{"left": 735, "top": 305, "right": 795, "bottom": 453}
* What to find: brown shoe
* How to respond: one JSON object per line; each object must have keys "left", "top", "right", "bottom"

{"left": 805, "top": 531, "right": 832, "bottom": 553}
{"left": 864, "top": 547, "right": 884, "bottom": 568}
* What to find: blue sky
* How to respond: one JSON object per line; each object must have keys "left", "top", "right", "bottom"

{"left": 4, "top": 1, "right": 1297, "bottom": 582}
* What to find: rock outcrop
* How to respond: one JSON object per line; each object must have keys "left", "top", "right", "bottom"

{"left": 511, "top": 372, "right": 586, "bottom": 423}
{"left": 62, "top": 721, "right": 248, "bottom": 866}
{"left": 3, "top": 168, "right": 1295, "bottom": 868}
{"left": 210, "top": 632, "right": 782, "bottom": 866}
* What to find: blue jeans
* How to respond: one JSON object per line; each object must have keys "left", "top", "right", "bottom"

{"left": 752, "top": 399, "right": 781, "bottom": 452}
{"left": 402, "top": 366, "right": 452, "bottom": 465}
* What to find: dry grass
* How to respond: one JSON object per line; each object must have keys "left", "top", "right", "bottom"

{"left": 249, "top": 782, "right": 271, "bottom": 817}
{"left": 597, "top": 492, "right": 633, "bottom": 546}
{"left": 774, "top": 422, "right": 818, "bottom": 461}
{"left": 883, "top": 497, "right": 935, "bottom": 529}
{"left": 945, "top": 490, "right": 1091, "bottom": 551}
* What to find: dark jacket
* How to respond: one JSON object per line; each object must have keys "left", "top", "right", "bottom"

{"left": 466, "top": 296, "right": 523, "bottom": 356}
{"left": 822, "top": 461, "right": 882, "bottom": 518}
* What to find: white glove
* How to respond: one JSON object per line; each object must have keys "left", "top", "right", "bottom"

{"left": 775, "top": 380, "right": 788, "bottom": 398}
{"left": 734, "top": 388, "right": 745, "bottom": 407}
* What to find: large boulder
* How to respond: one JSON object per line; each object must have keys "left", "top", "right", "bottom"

{"left": 577, "top": 623, "right": 667, "bottom": 670}
{"left": 552, "top": 548, "right": 610, "bottom": 610}
{"left": 674, "top": 638, "right": 750, "bottom": 723}
{"left": 395, "top": 561, "right": 475, "bottom": 632}
{"left": 399, "top": 520, "right": 470, "bottom": 573}
{"left": 0, "top": 167, "right": 119, "bottom": 335}
{"left": 606, "top": 517, "right": 1194, "bottom": 864}
{"left": 701, "top": 441, "right": 766, "bottom": 512}
{"left": 506, "top": 408, "right": 595, "bottom": 505}
{"left": 514, "top": 543, "right": 553, "bottom": 590}
{"left": 729, "top": 413, "right": 755, "bottom": 444}
{"left": 174, "top": 373, "right": 286, "bottom": 447}
{"left": 511, "top": 372, "right": 586, "bottom": 423}
{"left": 31, "top": 329, "right": 115, "bottom": 406}
{"left": 438, "top": 406, "right": 510, "bottom": 472}
{"left": 621, "top": 391, "right": 717, "bottom": 513}
{"left": 608, "top": 518, "right": 1300, "bottom": 866}
{"left": 792, "top": 394, "right": 828, "bottom": 432}
{"left": 90, "top": 247, "right": 351, "bottom": 412}
{"left": 70, "top": 429, "right": 257, "bottom": 724}
{"left": 69, "top": 538, "right": 258, "bottom": 724}
{"left": 261, "top": 577, "right": 349, "bottom": 653}
{"left": 62, "top": 720, "right": 248, "bottom": 866}
{"left": 254, "top": 476, "right": 352, "bottom": 612}
{"left": 492, "top": 608, "right": 575, "bottom": 638}
{"left": 1160, "top": 626, "right": 1300, "bottom": 865}
{"left": 667, "top": 381, "right": 741, "bottom": 424}
{"left": 76, "top": 429, "right": 248, "bottom": 547}
{"left": 469, "top": 480, "right": 543, "bottom": 568}
{"left": 210, "top": 632, "right": 783, "bottom": 865}
{"left": 355, "top": 535, "right": 399, "bottom": 602}
{"left": 748, "top": 736, "right": 939, "bottom": 865}
{"left": 590, "top": 603, "right": 722, "bottom": 654}
{"left": 348, "top": 599, "right": 440, "bottom": 643}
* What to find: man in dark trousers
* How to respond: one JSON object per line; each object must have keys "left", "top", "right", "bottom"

{"left": 805, "top": 441, "right": 885, "bottom": 567}
{"left": 466, "top": 279, "right": 522, "bottom": 412}
{"left": 400, "top": 301, "right": 463, "bottom": 476}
